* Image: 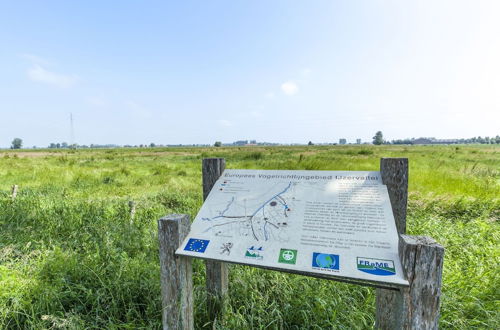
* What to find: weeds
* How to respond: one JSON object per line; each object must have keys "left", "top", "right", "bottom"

{"left": 0, "top": 144, "right": 498, "bottom": 328}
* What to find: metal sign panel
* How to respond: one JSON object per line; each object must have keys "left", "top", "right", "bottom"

{"left": 176, "top": 169, "right": 409, "bottom": 287}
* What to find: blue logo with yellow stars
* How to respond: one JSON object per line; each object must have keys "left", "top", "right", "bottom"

{"left": 184, "top": 238, "right": 210, "bottom": 253}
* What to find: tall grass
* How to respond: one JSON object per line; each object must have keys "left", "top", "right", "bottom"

{"left": 0, "top": 145, "right": 498, "bottom": 328}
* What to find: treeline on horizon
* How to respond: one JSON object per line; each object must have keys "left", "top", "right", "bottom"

{"left": 390, "top": 135, "right": 500, "bottom": 145}
{"left": 44, "top": 134, "right": 500, "bottom": 149}
{"left": 4, "top": 134, "right": 500, "bottom": 150}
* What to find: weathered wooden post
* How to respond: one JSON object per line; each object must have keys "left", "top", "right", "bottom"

{"left": 128, "top": 200, "right": 136, "bottom": 221}
{"left": 11, "top": 185, "right": 18, "bottom": 200}
{"left": 202, "top": 158, "right": 229, "bottom": 322}
{"left": 376, "top": 158, "right": 444, "bottom": 329}
{"left": 380, "top": 158, "right": 408, "bottom": 234}
{"left": 158, "top": 214, "right": 193, "bottom": 330}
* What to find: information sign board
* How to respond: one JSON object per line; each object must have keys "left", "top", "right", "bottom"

{"left": 176, "top": 169, "right": 409, "bottom": 287}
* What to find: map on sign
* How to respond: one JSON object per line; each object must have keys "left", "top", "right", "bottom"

{"left": 176, "top": 169, "right": 409, "bottom": 287}
{"left": 200, "top": 181, "right": 298, "bottom": 242}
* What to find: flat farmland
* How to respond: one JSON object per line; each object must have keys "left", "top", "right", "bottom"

{"left": 0, "top": 145, "right": 498, "bottom": 329}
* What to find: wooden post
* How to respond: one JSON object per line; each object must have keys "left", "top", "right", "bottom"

{"left": 128, "top": 200, "right": 136, "bottom": 222}
{"left": 158, "top": 214, "right": 193, "bottom": 330}
{"left": 376, "top": 158, "right": 444, "bottom": 329}
{"left": 202, "top": 158, "right": 228, "bottom": 322}
{"left": 380, "top": 158, "right": 408, "bottom": 234}
{"left": 402, "top": 235, "right": 444, "bottom": 329}
{"left": 377, "top": 236, "right": 444, "bottom": 329}
{"left": 11, "top": 185, "right": 18, "bottom": 200}
{"left": 376, "top": 158, "right": 408, "bottom": 328}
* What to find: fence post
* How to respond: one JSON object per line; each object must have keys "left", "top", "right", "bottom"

{"left": 202, "top": 158, "right": 228, "bottom": 322}
{"left": 376, "top": 158, "right": 444, "bottom": 329}
{"left": 128, "top": 200, "right": 136, "bottom": 221}
{"left": 11, "top": 185, "right": 18, "bottom": 200}
{"left": 158, "top": 214, "right": 193, "bottom": 330}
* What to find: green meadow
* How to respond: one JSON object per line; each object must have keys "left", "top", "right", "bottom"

{"left": 0, "top": 145, "right": 498, "bottom": 329}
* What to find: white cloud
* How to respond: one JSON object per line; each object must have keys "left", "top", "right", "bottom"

{"left": 27, "top": 64, "right": 78, "bottom": 88}
{"left": 217, "top": 119, "right": 232, "bottom": 127}
{"left": 281, "top": 81, "right": 299, "bottom": 95}
{"left": 21, "top": 53, "right": 51, "bottom": 66}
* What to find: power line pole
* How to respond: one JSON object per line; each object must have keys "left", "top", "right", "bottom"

{"left": 70, "top": 113, "right": 75, "bottom": 147}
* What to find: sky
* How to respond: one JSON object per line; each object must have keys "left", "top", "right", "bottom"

{"left": 0, "top": 1, "right": 499, "bottom": 147}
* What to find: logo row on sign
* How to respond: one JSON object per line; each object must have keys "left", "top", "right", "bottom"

{"left": 183, "top": 238, "right": 396, "bottom": 276}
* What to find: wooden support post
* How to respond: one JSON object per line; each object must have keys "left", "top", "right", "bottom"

{"left": 401, "top": 235, "right": 444, "bottom": 329}
{"left": 376, "top": 158, "right": 444, "bottom": 329}
{"left": 202, "top": 158, "right": 226, "bottom": 200}
{"left": 380, "top": 158, "right": 408, "bottom": 234}
{"left": 377, "top": 236, "right": 444, "bottom": 329}
{"left": 376, "top": 158, "right": 408, "bottom": 328}
{"left": 11, "top": 185, "right": 18, "bottom": 200}
{"left": 202, "top": 158, "right": 228, "bottom": 322}
{"left": 158, "top": 214, "right": 193, "bottom": 330}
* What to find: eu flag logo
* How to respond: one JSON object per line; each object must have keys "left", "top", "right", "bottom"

{"left": 184, "top": 238, "right": 210, "bottom": 253}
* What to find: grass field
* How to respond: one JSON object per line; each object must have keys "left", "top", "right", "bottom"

{"left": 0, "top": 145, "right": 498, "bottom": 329}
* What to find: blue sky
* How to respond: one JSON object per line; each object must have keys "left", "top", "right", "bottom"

{"left": 0, "top": 1, "right": 499, "bottom": 147}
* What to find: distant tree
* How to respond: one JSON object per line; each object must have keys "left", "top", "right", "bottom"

{"left": 308, "top": 141, "right": 314, "bottom": 146}
{"left": 214, "top": 141, "right": 222, "bottom": 147}
{"left": 11, "top": 138, "right": 22, "bottom": 149}
{"left": 61, "top": 142, "right": 68, "bottom": 148}
{"left": 150, "top": 143, "right": 156, "bottom": 148}
{"left": 49, "top": 143, "right": 57, "bottom": 148}
{"left": 372, "top": 131, "right": 384, "bottom": 145}
{"left": 391, "top": 138, "right": 413, "bottom": 145}
{"left": 56, "top": 143, "right": 61, "bottom": 148}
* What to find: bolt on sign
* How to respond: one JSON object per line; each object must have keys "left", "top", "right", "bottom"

{"left": 176, "top": 169, "right": 409, "bottom": 287}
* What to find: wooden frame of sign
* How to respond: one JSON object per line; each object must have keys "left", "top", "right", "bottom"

{"left": 157, "top": 158, "right": 444, "bottom": 330}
